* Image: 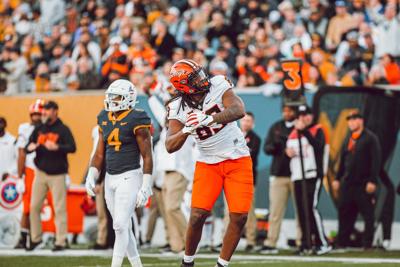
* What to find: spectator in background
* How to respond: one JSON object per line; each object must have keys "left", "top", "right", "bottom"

{"left": 72, "top": 30, "right": 101, "bottom": 70}
{"left": 333, "top": 111, "right": 381, "bottom": 249}
{"left": 368, "top": 53, "right": 400, "bottom": 85}
{"left": 365, "top": 0, "right": 384, "bottom": 24}
{"left": 59, "top": 59, "right": 79, "bottom": 91}
{"left": 302, "top": 8, "right": 328, "bottom": 37}
{"left": 34, "top": 62, "right": 51, "bottom": 92}
{"left": 311, "top": 50, "right": 336, "bottom": 85}
{"left": 206, "top": 11, "right": 231, "bottom": 51}
{"left": 151, "top": 20, "right": 177, "bottom": 65}
{"left": 77, "top": 57, "right": 100, "bottom": 90}
{"left": 373, "top": 4, "right": 400, "bottom": 59}
{"left": 0, "top": 117, "right": 17, "bottom": 179}
{"left": 127, "top": 31, "right": 156, "bottom": 74}
{"left": 64, "top": 3, "right": 79, "bottom": 34}
{"left": 240, "top": 112, "right": 261, "bottom": 252}
{"left": 101, "top": 36, "right": 129, "bottom": 85}
{"left": 40, "top": 0, "right": 65, "bottom": 28}
{"left": 325, "top": 1, "right": 358, "bottom": 50}
{"left": 259, "top": 105, "right": 298, "bottom": 254}
{"left": 49, "top": 44, "right": 68, "bottom": 73}
{"left": 166, "top": 6, "right": 187, "bottom": 47}
{"left": 335, "top": 31, "right": 366, "bottom": 84}
{"left": 3, "top": 47, "right": 28, "bottom": 94}
{"left": 209, "top": 60, "right": 229, "bottom": 78}
{"left": 26, "top": 100, "right": 76, "bottom": 251}
{"left": 73, "top": 13, "right": 96, "bottom": 45}
{"left": 21, "top": 35, "right": 42, "bottom": 76}
{"left": 279, "top": 1, "right": 299, "bottom": 39}
{"left": 110, "top": 5, "right": 125, "bottom": 34}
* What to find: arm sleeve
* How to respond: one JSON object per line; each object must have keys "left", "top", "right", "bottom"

{"left": 252, "top": 134, "right": 261, "bottom": 169}
{"left": 58, "top": 126, "right": 77, "bottom": 153}
{"left": 16, "top": 125, "right": 27, "bottom": 149}
{"left": 302, "top": 128, "right": 325, "bottom": 153}
{"left": 264, "top": 123, "right": 281, "bottom": 155}
{"left": 368, "top": 134, "right": 381, "bottom": 184}
{"left": 25, "top": 127, "right": 39, "bottom": 153}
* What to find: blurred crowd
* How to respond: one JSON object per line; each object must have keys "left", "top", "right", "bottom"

{"left": 0, "top": 0, "right": 400, "bottom": 95}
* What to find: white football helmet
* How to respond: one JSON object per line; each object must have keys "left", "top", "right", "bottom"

{"left": 104, "top": 79, "right": 138, "bottom": 112}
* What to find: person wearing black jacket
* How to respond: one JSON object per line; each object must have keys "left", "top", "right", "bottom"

{"left": 240, "top": 112, "right": 261, "bottom": 251}
{"left": 25, "top": 100, "right": 76, "bottom": 251}
{"left": 332, "top": 111, "right": 381, "bottom": 249}
{"left": 259, "top": 105, "right": 298, "bottom": 254}
{"left": 285, "top": 105, "right": 330, "bottom": 255}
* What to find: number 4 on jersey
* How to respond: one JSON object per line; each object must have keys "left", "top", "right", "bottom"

{"left": 108, "top": 128, "right": 121, "bottom": 151}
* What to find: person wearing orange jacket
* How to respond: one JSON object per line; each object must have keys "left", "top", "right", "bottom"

{"left": 101, "top": 37, "right": 129, "bottom": 85}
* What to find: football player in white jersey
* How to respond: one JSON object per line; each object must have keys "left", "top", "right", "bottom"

{"left": 85, "top": 79, "right": 153, "bottom": 267}
{"left": 14, "top": 99, "right": 44, "bottom": 249}
{"left": 166, "top": 59, "right": 254, "bottom": 267}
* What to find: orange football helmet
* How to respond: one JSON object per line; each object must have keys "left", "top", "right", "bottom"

{"left": 29, "top": 99, "right": 44, "bottom": 115}
{"left": 170, "top": 59, "right": 210, "bottom": 94}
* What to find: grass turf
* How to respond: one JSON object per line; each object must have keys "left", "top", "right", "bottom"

{"left": 1, "top": 253, "right": 400, "bottom": 267}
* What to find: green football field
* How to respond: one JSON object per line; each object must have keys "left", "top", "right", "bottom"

{"left": 1, "top": 250, "right": 400, "bottom": 267}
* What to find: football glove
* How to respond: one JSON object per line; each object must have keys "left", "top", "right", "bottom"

{"left": 136, "top": 174, "right": 153, "bottom": 208}
{"left": 186, "top": 112, "right": 214, "bottom": 128}
{"left": 85, "top": 167, "right": 99, "bottom": 197}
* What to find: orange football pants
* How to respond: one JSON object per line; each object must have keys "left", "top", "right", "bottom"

{"left": 191, "top": 156, "right": 254, "bottom": 213}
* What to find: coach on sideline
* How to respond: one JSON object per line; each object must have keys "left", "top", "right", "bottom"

{"left": 25, "top": 100, "right": 76, "bottom": 251}
{"left": 333, "top": 111, "right": 381, "bottom": 249}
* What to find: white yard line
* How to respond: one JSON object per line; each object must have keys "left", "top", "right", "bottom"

{"left": 1, "top": 250, "right": 400, "bottom": 264}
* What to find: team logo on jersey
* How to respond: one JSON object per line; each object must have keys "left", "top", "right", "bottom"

{"left": 102, "top": 121, "right": 108, "bottom": 126}
{"left": 0, "top": 179, "right": 22, "bottom": 210}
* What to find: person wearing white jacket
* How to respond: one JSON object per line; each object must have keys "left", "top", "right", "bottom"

{"left": 148, "top": 92, "right": 196, "bottom": 253}
{"left": 372, "top": 4, "right": 400, "bottom": 58}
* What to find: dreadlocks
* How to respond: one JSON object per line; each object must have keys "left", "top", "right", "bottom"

{"left": 165, "top": 90, "right": 208, "bottom": 113}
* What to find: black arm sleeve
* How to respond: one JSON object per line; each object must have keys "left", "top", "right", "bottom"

{"left": 58, "top": 126, "right": 77, "bottom": 153}
{"left": 302, "top": 128, "right": 325, "bottom": 153}
{"left": 368, "top": 134, "right": 381, "bottom": 184}
{"left": 264, "top": 123, "right": 282, "bottom": 155}
{"left": 251, "top": 134, "right": 261, "bottom": 169}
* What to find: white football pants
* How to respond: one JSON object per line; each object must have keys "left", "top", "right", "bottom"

{"left": 105, "top": 169, "right": 143, "bottom": 267}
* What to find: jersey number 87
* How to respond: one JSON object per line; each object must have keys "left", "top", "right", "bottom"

{"left": 195, "top": 105, "right": 226, "bottom": 140}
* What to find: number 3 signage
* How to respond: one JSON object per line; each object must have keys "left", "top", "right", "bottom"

{"left": 281, "top": 59, "right": 305, "bottom": 104}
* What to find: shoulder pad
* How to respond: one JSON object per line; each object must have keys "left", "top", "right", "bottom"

{"left": 132, "top": 109, "right": 151, "bottom": 126}
{"left": 97, "top": 109, "right": 107, "bottom": 120}
{"left": 210, "top": 75, "right": 234, "bottom": 91}
{"left": 97, "top": 109, "right": 108, "bottom": 126}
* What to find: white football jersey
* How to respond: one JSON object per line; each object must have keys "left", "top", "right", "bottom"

{"left": 16, "top": 122, "right": 36, "bottom": 169}
{"left": 168, "top": 75, "right": 249, "bottom": 164}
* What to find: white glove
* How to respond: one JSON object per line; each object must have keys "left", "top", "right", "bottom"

{"left": 136, "top": 174, "right": 153, "bottom": 208}
{"left": 187, "top": 112, "right": 214, "bottom": 128}
{"left": 182, "top": 125, "right": 195, "bottom": 134}
{"left": 15, "top": 178, "right": 25, "bottom": 194}
{"left": 85, "top": 167, "right": 99, "bottom": 197}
